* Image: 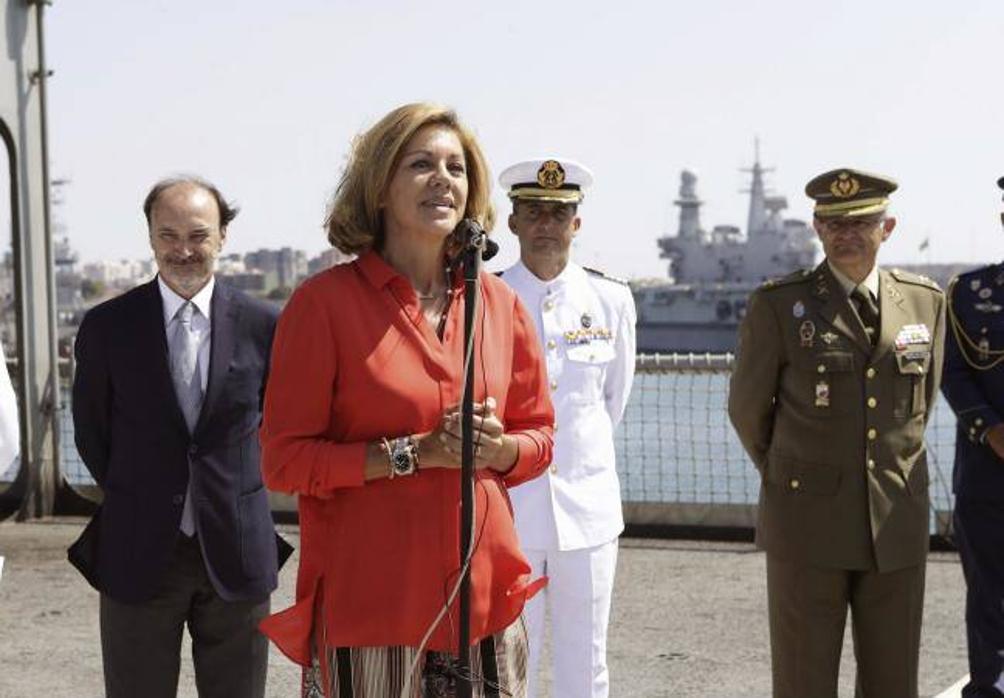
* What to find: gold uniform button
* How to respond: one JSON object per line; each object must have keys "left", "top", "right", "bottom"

{"left": 976, "top": 418, "right": 984, "bottom": 427}
{"left": 970, "top": 427, "right": 977, "bottom": 436}
{"left": 867, "top": 458, "right": 876, "bottom": 470}
{"left": 866, "top": 368, "right": 876, "bottom": 379}
{"left": 550, "top": 464, "right": 558, "bottom": 474}
{"left": 546, "top": 339, "right": 557, "bottom": 350}
{"left": 867, "top": 397, "right": 877, "bottom": 408}
{"left": 543, "top": 301, "right": 554, "bottom": 311}
{"left": 549, "top": 380, "right": 558, "bottom": 391}
{"left": 867, "top": 428, "right": 877, "bottom": 440}
{"left": 789, "top": 478, "right": 800, "bottom": 490}
{"left": 817, "top": 364, "right": 826, "bottom": 374}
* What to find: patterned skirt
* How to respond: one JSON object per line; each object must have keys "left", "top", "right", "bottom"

{"left": 303, "top": 617, "right": 528, "bottom": 698}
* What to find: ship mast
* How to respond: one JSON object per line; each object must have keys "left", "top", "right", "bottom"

{"left": 741, "top": 138, "right": 772, "bottom": 238}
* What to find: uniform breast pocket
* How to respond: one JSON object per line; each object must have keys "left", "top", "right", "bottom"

{"left": 564, "top": 342, "right": 615, "bottom": 403}
{"left": 794, "top": 351, "right": 857, "bottom": 416}
{"left": 894, "top": 350, "right": 931, "bottom": 419}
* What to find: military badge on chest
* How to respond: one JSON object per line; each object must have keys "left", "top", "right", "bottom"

{"left": 949, "top": 276, "right": 1004, "bottom": 368}
{"left": 979, "top": 337, "right": 991, "bottom": 362}
{"left": 974, "top": 288, "right": 1002, "bottom": 313}
{"left": 563, "top": 312, "right": 612, "bottom": 346}
{"left": 894, "top": 323, "right": 932, "bottom": 360}
{"left": 799, "top": 320, "right": 816, "bottom": 348}
{"left": 820, "top": 331, "right": 840, "bottom": 346}
{"left": 814, "top": 380, "right": 830, "bottom": 408}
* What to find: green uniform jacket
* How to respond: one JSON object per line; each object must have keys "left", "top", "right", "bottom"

{"left": 729, "top": 261, "right": 945, "bottom": 572}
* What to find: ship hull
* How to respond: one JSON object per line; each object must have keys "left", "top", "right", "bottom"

{"left": 637, "top": 321, "right": 740, "bottom": 353}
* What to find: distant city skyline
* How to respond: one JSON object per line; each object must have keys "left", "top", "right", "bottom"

{"left": 37, "top": 1, "right": 1004, "bottom": 279}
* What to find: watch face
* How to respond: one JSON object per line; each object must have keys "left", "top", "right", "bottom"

{"left": 392, "top": 450, "right": 415, "bottom": 475}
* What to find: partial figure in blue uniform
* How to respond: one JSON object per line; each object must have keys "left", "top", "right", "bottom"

{"left": 942, "top": 174, "right": 1004, "bottom": 697}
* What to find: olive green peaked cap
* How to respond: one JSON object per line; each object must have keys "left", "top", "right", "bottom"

{"left": 805, "top": 168, "right": 898, "bottom": 218}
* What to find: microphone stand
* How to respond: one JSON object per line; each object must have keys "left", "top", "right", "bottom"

{"left": 457, "top": 219, "right": 487, "bottom": 698}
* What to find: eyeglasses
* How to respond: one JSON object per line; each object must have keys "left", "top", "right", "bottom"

{"left": 818, "top": 217, "right": 885, "bottom": 233}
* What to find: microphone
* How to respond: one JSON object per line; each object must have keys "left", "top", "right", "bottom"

{"left": 482, "top": 237, "right": 499, "bottom": 261}
{"left": 454, "top": 219, "right": 499, "bottom": 261}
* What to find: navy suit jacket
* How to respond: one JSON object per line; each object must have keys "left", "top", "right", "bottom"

{"left": 942, "top": 262, "right": 1004, "bottom": 501}
{"left": 68, "top": 277, "right": 293, "bottom": 603}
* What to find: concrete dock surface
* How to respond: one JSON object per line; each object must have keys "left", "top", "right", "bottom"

{"left": 0, "top": 519, "right": 971, "bottom": 697}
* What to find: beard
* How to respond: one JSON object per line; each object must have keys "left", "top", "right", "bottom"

{"left": 157, "top": 254, "right": 213, "bottom": 295}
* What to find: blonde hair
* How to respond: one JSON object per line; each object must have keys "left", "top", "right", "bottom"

{"left": 325, "top": 103, "right": 496, "bottom": 254}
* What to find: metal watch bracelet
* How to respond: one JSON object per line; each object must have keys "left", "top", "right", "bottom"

{"left": 383, "top": 435, "right": 419, "bottom": 478}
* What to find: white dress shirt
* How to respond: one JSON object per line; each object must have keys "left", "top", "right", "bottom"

{"left": 828, "top": 260, "right": 880, "bottom": 301}
{"left": 158, "top": 275, "right": 213, "bottom": 393}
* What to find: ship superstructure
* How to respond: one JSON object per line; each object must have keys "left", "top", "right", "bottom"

{"left": 633, "top": 157, "right": 819, "bottom": 352}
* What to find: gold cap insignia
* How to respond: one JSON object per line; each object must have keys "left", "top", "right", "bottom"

{"left": 537, "top": 160, "right": 566, "bottom": 190}
{"left": 829, "top": 172, "right": 860, "bottom": 199}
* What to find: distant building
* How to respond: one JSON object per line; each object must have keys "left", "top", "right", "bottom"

{"left": 220, "top": 270, "right": 278, "bottom": 295}
{"left": 307, "top": 248, "right": 354, "bottom": 276}
{"left": 216, "top": 253, "right": 247, "bottom": 276}
{"left": 82, "top": 259, "right": 155, "bottom": 288}
{"left": 244, "top": 247, "right": 307, "bottom": 288}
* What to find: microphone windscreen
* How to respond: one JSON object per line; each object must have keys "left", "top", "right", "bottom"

{"left": 453, "top": 219, "right": 498, "bottom": 261}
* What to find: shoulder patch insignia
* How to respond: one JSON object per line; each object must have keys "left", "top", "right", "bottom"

{"left": 583, "top": 266, "right": 629, "bottom": 286}
{"left": 759, "top": 268, "right": 812, "bottom": 291}
{"left": 890, "top": 268, "right": 943, "bottom": 293}
{"left": 953, "top": 264, "right": 1000, "bottom": 287}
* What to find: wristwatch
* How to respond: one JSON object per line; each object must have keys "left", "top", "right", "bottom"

{"left": 384, "top": 436, "right": 419, "bottom": 478}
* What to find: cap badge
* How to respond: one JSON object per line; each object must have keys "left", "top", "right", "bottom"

{"left": 829, "top": 172, "right": 860, "bottom": 199}
{"left": 581, "top": 312, "right": 593, "bottom": 329}
{"left": 537, "top": 160, "right": 566, "bottom": 190}
{"left": 792, "top": 301, "right": 805, "bottom": 318}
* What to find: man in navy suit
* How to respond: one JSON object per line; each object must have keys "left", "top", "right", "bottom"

{"left": 68, "top": 177, "right": 292, "bottom": 698}
{"left": 942, "top": 174, "right": 1004, "bottom": 697}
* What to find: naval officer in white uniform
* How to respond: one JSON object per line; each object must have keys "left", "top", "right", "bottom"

{"left": 498, "top": 158, "right": 636, "bottom": 698}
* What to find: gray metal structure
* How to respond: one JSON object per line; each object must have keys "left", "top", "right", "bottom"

{"left": 0, "top": 1, "right": 62, "bottom": 520}
{"left": 632, "top": 156, "right": 820, "bottom": 353}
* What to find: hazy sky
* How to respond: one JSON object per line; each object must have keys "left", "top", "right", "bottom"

{"left": 42, "top": 0, "right": 1004, "bottom": 278}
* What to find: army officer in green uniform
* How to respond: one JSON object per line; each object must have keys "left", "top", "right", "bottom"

{"left": 728, "top": 168, "right": 945, "bottom": 698}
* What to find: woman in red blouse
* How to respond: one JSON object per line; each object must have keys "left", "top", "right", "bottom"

{"left": 259, "top": 103, "right": 555, "bottom": 697}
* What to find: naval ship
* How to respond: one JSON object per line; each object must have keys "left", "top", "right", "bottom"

{"left": 632, "top": 158, "right": 820, "bottom": 353}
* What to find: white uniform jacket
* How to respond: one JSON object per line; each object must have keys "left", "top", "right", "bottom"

{"left": 501, "top": 260, "right": 636, "bottom": 551}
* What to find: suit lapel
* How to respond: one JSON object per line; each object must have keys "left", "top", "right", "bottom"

{"left": 812, "top": 263, "right": 872, "bottom": 355}
{"left": 144, "top": 278, "right": 190, "bottom": 436}
{"left": 871, "top": 269, "right": 906, "bottom": 363}
{"left": 196, "top": 281, "right": 240, "bottom": 433}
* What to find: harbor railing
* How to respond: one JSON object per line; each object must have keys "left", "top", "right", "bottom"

{"left": 0, "top": 353, "right": 958, "bottom": 540}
